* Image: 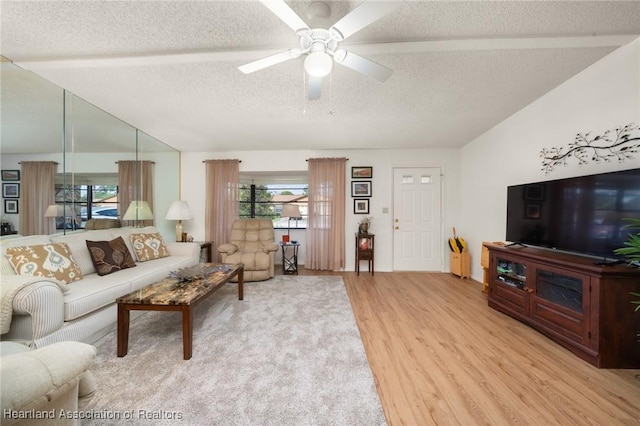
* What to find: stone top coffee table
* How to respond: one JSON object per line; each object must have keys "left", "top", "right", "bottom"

{"left": 117, "top": 263, "right": 244, "bottom": 360}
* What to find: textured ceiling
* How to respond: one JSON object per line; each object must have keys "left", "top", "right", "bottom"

{"left": 1, "top": 1, "right": 639, "bottom": 153}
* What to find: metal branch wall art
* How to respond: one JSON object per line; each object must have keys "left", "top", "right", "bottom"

{"left": 540, "top": 123, "right": 640, "bottom": 174}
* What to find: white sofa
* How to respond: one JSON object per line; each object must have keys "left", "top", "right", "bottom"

{"left": 0, "top": 226, "right": 200, "bottom": 348}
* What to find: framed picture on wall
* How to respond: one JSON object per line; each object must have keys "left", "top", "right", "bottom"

{"left": 4, "top": 199, "right": 18, "bottom": 214}
{"left": 351, "top": 180, "right": 372, "bottom": 197}
{"left": 354, "top": 198, "right": 370, "bottom": 214}
{"left": 2, "top": 183, "right": 19, "bottom": 198}
{"left": 351, "top": 167, "right": 372, "bottom": 179}
{"left": 1, "top": 170, "right": 20, "bottom": 181}
{"left": 525, "top": 203, "right": 541, "bottom": 219}
{"left": 523, "top": 184, "right": 545, "bottom": 201}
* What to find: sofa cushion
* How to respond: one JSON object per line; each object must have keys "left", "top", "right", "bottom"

{"left": 4, "top": 242, "right": 83, "bottom": 283}
{"left": 0, "top": 235, "right": 51, "bottom": 276}
{"left": 62, "top": 254, "right": 198, "bottom": 321}
{"left": 50, "top": 230, "right": 117, "bottom": 276}
{"left": 130, "top": 232, "right": 169, "bottom": 262}
{"left": 63, "top": 274, "right": 132, "bottom": 321}
{"left": 86, "top": 237, "right": 136, "bottom": 276}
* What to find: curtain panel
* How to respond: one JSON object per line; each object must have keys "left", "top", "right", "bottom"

{"left": 204, "top": 159, "right": 240, "bottom": 261}
{"left": 118, "top": 161, "right": 154, "bottom": 227}
{"left": 306, "top": 157, "right": 347, "bottom": 270}
{"left": 19, "top": 161, "right": 57, "bottom": 235}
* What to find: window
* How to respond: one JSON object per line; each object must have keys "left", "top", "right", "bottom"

{"left": 238, "top": 178, "right": 308, "bottom": 229}
{"left": 53, "top": 182, "right": 119, "bottom": 229}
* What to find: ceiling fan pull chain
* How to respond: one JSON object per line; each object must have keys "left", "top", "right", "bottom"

{"left": 302, "top": 66, "right": 307, "bottom": 114}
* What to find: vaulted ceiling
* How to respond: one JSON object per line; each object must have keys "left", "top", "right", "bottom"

{"left": 1, "top": 1, "right": 639, "bottom": 153}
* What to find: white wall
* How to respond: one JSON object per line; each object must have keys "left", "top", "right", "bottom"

{"left": 180, "top": 148, "right": 460, "bottom": 272}
{"left": 460, "top": 38, "right": 640, "bottom": 281}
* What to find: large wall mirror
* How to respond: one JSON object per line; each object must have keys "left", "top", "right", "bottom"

{"left": 1, "top": 56, "right": 179, "bottom": 238}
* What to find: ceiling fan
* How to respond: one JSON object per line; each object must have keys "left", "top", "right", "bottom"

{"left": 239, "top": 0, "right": 401, "bottom": 100}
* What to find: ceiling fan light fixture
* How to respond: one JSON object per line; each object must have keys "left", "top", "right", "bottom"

{"left": 304, "top": 51, "right": 333, "bottom": 77}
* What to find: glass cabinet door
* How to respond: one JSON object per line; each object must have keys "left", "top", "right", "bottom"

{"left": 536, "top": 270, "right": 583, "bottom": 314}
{"left": 496, "top": 257, "right": 527, "bottom": 290}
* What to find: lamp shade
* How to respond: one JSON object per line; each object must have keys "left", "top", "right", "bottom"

{"left": 44, "top": 204, "right": 62, "bottom": 217}
{"left": 165, "top": 200, "right": 193, "bottom": 242}
{"left": 44, "top": 204, "right": 78, "bottom": 217}
{"left": 165, "top": 201, "right": 194, "bottom": 221}
{"left": 281, "top": 204, "right": 301, "bottom": 218}
{"left": 122, "top": 200, "right": 154, "bottom": 221}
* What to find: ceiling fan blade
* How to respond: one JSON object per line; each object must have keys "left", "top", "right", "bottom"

{"left": 238, "top": 49, "right": 301, "bottom": 74}
{"left": 307, "top": 76, "right": 323, "bottom": 100}
{"left": 330, "top": 1, "right": 401, "bottom": 40}
{"left": 334, "top": 50, "right": 393, "bottom": 82}
{"left": 260, "top": 0, "right": 309, "bottom": 33}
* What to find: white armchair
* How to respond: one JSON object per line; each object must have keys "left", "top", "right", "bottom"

{"left": 217, "top": 219, "right": 279, "bottom": 281}
{"left": 1, "top": 341, "right": 97, "bottom": 425}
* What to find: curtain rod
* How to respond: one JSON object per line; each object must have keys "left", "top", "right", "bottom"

{"left": 18, "top": 161, "right": 59, "bottom": 164}
{"left": 202, "top": 160, "right": 242, "bottom": 163}
{"left": 305, "top": 158, "right": 349, "bottom": 161}
{"left": 114, "top": 161, "right": 155, "bottom": 164}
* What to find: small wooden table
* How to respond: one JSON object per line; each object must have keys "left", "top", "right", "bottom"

{"left": 355, "top": 233, "right": 375, "bottom": 276}
{"left": 117, "top": 263, "right": 243, "bottom": 360}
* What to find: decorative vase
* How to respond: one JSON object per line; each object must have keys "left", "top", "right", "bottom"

{"left": 359, "top": 222, "right": 369, "bottom": 234}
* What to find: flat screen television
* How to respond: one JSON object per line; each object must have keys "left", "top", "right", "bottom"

{"left": 506, "top": 168, "right": 640, "bottom": 262}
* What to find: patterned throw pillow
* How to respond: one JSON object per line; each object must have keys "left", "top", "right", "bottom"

{"left": 86, "top": 237, "right": 136, "bottom": 276}
{"left": 129, "top": 232, "right": 169, "bottom": 262}
{"left": 4, "top": 242, "right": 83, "bottom": 283}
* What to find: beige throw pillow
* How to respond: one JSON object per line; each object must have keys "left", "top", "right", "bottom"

{"left": 4, "top": 242, "right": 83, "bottom": 283}
{"left": 130, "top": 232, "right": 169, "bottom": 262}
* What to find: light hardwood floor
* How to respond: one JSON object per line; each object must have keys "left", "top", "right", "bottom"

{"left": 287, "top": 267, "right": 640, "bottom": 425}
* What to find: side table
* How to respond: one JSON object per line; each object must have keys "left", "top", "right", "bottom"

{"left": 280, "top": 242, "right": 300, "bottom": 275}
{"left": 355, "top": 233, "right": 374, "bottom": 276}
{"left": 192, "top": 241, "right": 213, "bottom": 263}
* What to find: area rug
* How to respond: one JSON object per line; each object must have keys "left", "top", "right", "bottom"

{"left": 83, "top": 275, "right": 386, "bottom": 425}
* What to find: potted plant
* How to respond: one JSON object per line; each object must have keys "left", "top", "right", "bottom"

{"left": 614, "top": 218, "right": 640, "bottom": 266}
{"left": 614, "top": 218, "right": 640, "bottom": 346}
{"left": 358, "top": 216, "right": 372, "bottom": 234}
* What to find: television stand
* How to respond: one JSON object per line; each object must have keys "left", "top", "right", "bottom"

{"left": 487, "top": 245, "right": 640, "bottom": 368}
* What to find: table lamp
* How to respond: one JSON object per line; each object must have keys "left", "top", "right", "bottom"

{"left": 281, "top": 203, "right": 301, "bottom": 243}
{"left": 165, "top": 200, "right": 194, "bottom": 242}
{"left": 122, "top": 200, "right": 154, "bottom": 227}
{"left": 45, "top": 204, "right": 80, "bottom": 229}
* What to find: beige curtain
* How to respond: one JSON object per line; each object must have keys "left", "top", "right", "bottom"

{"left": 118, "top": 161, "right": 154, "bottom": 227}
{"left": 19, "top": 161, "right": 57, "bottom": 235}
{"left": 204, "top": 159, "right": 239, "bottom": 262}
{"left": 306, "top": 157, "right": 347, "bottom": 270}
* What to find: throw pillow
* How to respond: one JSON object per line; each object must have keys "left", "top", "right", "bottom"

{"left": 86, "top": 237, "right": 136, "bottom": 276}
{"left": 4, "top": 242, "right": 83, "bottom": 283}
{"left": 129, "top": 232, "right": 169, "bottom": 262}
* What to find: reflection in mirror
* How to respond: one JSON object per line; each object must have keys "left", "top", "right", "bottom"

{"left": 62, "top": 92, "right": 136, "bottom": 232}
{"left": 0, "top": 57, "right": 64, "bottom": 235}
{"left": 137, "top": 131, "right": 180, "bottom": 237}
{"left": 1, "top": 57, "right": 180, "bottom": 238}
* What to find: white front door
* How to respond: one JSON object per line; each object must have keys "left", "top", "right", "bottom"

{"left": 393, "top": 167, "right": 442, "bottom": 271}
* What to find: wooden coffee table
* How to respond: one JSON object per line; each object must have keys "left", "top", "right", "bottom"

{"left": 117, "top": 263, "right": 244, "bottom": 360}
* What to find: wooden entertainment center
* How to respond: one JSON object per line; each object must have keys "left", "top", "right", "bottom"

{"left": 487, "top": 245, "right": 640, "bottom": 368}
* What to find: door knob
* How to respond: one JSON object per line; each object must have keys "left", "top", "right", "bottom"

{"left": 395, "top": 226, "right": 399, "bottom": 230}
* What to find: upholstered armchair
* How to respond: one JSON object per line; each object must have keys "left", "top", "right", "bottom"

{"left": 217, "top": 219, "right": 279, "bottom": 282}
{"left": 1, "top": 341, "right": 97, "bottom": 426}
